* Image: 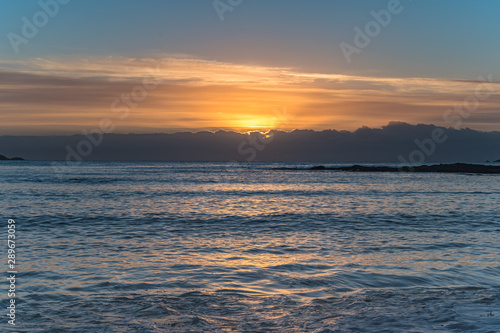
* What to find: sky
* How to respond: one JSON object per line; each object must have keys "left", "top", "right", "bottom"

{"left": 1, "top": 0, "right": 499, "bottom": 135}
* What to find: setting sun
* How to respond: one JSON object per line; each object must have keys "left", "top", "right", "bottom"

{"left": 235, "top": 116, "right": 276, "bottom": 131}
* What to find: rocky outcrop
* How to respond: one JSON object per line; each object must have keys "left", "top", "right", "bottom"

{"left": 0, "top": 154, "right": 24, "bottom": 161}
{"left": 280, "top": 163, "right": 500, "bottom": 174}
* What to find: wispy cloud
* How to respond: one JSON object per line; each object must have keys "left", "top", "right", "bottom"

{"left": 1, "top": 55, "right": 498, "bottom": 135}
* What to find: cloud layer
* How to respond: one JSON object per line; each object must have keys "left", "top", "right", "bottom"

{"left": 0, "top": 56, "right": 499, "bottom": 135}
{"left": 1, "top": 122, "right": 499, "bottom": 163}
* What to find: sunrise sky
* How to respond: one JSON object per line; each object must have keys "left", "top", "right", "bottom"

{"left": 1, "top": 0, "right": 499, "bottom": 135}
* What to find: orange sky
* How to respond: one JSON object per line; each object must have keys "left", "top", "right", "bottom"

{"left": 0, "top": 56, "right": 499, "bottom": 135}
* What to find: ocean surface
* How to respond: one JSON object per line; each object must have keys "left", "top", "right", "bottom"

{"left": 1, "top": 161, "right": 499, "bottom": 332}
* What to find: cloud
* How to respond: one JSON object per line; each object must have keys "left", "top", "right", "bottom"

{"left": 0, "top": 55, "right": 499, "bottom": 134}
{"left": 1, "top": 122, "right": 499, "bottom": 163}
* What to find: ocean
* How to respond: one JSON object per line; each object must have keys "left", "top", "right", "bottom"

{"left": 1, "top": 161, "right": 499, "bottom": 332}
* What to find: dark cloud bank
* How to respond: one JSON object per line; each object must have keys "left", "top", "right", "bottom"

{"left": 1, "top": 122, "right": 499, "bottom": 163}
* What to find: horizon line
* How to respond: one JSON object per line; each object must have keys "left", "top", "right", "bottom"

{"left": 2, "top": 121, "right": 499, "bottom": 137}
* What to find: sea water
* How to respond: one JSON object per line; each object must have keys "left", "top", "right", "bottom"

{"left": 1, "top": 161, "right": 499, "bottom": 332}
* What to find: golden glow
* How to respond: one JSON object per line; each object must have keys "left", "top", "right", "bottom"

{"left": 1, "top": 56, "right": 499, "bottom": 134}
{"left": 235, "top": 116, "right": 277, "bottom": 131}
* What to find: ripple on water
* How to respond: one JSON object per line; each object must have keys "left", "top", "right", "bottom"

{"left": 8, "top": 287, "right": 499, "bottom": 332}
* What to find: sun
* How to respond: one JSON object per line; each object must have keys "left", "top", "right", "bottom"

{"left": 235, "top": 117, "right": 276, "bottom": 132}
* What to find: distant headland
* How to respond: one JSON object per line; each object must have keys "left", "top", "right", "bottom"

{"left": 278, "top": 163, "right": 500, "bottom": 174}
{"left": 0, "top": 154, "right": 24, "bottom": 161}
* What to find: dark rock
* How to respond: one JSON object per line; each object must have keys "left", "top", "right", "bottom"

{"left": 0, "top": 154, "right": 25, "bottom": 161}
{"left": 306, "top": 163, "right": 500, "bottom": 174}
